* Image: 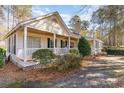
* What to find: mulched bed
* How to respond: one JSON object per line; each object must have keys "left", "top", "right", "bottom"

{"left": 0, "top": 62, "right": 80, "bottom": 83}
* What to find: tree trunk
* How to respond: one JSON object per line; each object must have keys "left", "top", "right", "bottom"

{"left": 7, "top": 5, "right": 10, "bottom": 32}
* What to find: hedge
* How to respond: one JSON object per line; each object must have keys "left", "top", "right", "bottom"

{"left": 0, "top": 48, "right": 6, "bottom": 68}
{"left": 32, "top": 49, "right": 55, "bottom": 65}
{"left": 69, "top": 49, "right": 80, "bottom": 56}
{"left": 32, "top": 49, "right": 81, "bottom": 72}
{"left": 107, "top": 49, "right": 124, "bottom": 55}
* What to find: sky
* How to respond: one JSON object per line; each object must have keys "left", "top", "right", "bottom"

{"left": 32, "top": 5, "right": 100, "bottom": 26}
{"left": 1, "top": 5, "right": 100, "bottom": 32}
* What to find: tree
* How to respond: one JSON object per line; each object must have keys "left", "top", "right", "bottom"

{"left": 12, "top": 5, "right": 32, "bottom": 23}
{"left": 0, "top": 5, "right": 32, "bottom": 32}
{"left": 91, "top": 8, "right": 106, "bottom": 39}
{"left": 0, "top": 6, "right": 7, "bottom": 39}
{"left": 0, "top": 5, "right": 5, "bottom": 24}
{"left": 91, "top": 5, "right": 124, "bottom": 47}
{"left": 78, "top": 37, "right": 91, "bottom": 57}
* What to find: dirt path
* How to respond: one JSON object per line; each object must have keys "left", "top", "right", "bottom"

{"left": 50, "top": 56, "right": 124, "bottom": 88}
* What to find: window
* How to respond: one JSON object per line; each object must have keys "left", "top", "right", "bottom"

{"left": 55, "top": 39, "right": 57, "bottom": 48}
{"left": 61, "top": 40, "right": 68, "bottom": 48}
{"left": 70, "top": 42, "right": 74, "bottom": 48}
{"left": 61, "top": 40, "right": 63, "bottom": 48}
{"left": 8, "top": 37, "right": 10, "bottom": 52}
{"left": 27, "top": 36, "right": 41, "bottom": 48}
{"left": 14, "top": 34, "right": 16, "bottom": 54}
{"left": 47, "top": 38, "right": 53, "bottom": 48}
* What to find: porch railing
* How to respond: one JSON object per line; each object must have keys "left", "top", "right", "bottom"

{"left": 17, "top": 48, "right": 78, "bottom": 58}
{"left": 26, "top": 48, "right": 53, "bottom": 56}
{"left": 91, "top": 48, "right": 102, "bottom": 55}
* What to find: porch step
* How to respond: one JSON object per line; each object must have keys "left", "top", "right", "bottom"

{"left": 9, "top": 54, "right": 41, "bottom": 71}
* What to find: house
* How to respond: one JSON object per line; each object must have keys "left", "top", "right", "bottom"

{"left": 4, "top": 12, "right": 80, "bottom": 64}
{"left": 87, "top": 37, "right": 104, "bottom": 55}
{"left": 81, "top": 30, "right": 104, "bottom": 55}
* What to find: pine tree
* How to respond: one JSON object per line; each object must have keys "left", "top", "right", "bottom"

{"left": 78, "top": 37, "right": 91, "bottom": 57}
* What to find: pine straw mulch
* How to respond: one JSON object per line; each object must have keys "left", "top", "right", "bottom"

{"left": 0, "top": 56, "right": 108, "bottom": 87}
{"left": 0, "top": 62, "right": 81, "bottom": 82}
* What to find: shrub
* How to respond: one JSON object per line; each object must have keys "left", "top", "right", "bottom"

{"left": 102, "top": 46, "right": 108, "bottom": 52}
{"left": 0, "top": 48, "right": 6, "bottom": 68}
{"left": 69, "top": 49, "right": 80, "bottom": 56}
{"left": 32, "top": 49, "right": 55, "bottom": 65}
{"left": 78, "top": 37, "right": 91, "bottom": 57}
{"left": 107, "top": 49, "right": 124, "bottom": 55}
{"left": 50, "top": 54, "right": 80, "bottom": 72}
{"left": 32, "top": 49, "right": 80, "bottom": 72}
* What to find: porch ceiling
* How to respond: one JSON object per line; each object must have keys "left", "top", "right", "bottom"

{"left": 27, "top": 27, "right": 54, "bottom": 36}
{"left": 27, "top": 27, "right": 78, "bottom": 41}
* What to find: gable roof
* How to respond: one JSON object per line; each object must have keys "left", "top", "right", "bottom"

{"left": 4, "top": 11, "right": 71, "bottom": 39}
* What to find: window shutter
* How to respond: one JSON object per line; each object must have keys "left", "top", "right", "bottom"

{"left": 55, "top": 39, "right": 57, "bottom": 48}
{"left": 14, "top": 34, "right": 16, "bottom": 54}
{"left": 8, "top": 37, "right": 10, "bottom": 52}
{"left": 47, "top": 38, "right": 50, "bottom": 48}
{"left": 61, "top": 40, "right": 62, "bottom": 48}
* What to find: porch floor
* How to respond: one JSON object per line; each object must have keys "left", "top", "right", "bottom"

{"left": 10, "top": 54, "right": 40, "bottom": 70}
{"left": 17, "top": 61, "right": 39, "bottom": 68}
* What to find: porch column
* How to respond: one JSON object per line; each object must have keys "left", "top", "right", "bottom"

{"left": 24, "top": 26, "right": 27, "bottom": 62}
{"left": 68, "top": 36, "right": 70, "bottom": 50}
{"left": 53, "top": 33, "right": 56, "bottom": 53}
{"left": 93, "top": 31, "right": 96, "bottom": 55}
{"left": 93, "top": 39, "right": 96, "bottom": 55}
{"left": 99, "top": 42, "right": 101, "bottom": 53}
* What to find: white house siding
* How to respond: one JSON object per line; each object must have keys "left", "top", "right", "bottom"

{"left": 28, "top": 15, "right": 68, "bottom": 36}
{"left": 5, "top": 32, "right": 17, "bottom": 60}
{"left": 16, "top": 31, "right": 24, "bottom": 58}
{"left": 16, "top": 31, "right": 24, "bottom": 49}
{"left": 15, "top": 30, "right": 78, "bottom": 60}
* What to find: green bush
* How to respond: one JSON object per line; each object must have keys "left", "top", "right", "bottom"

{"left": 32, "top": 49, "right": 80, "bottom": 72}
{"left": 50, "top": 54, "right": 80, "bottom": 72}
{"left": 32, "top": 49, "right": 55, "bottom": 65}
{"left": 78, "top": 37, "right": 91, "bottom": 57}
{"left": 0, "top": 48, "right": 6, "bottom": 68}
{"left": 107, "top": 49, "right": 124, "bottom": 55}
{"left": 69, "top": 49, "right": 80, "bottom": 56}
